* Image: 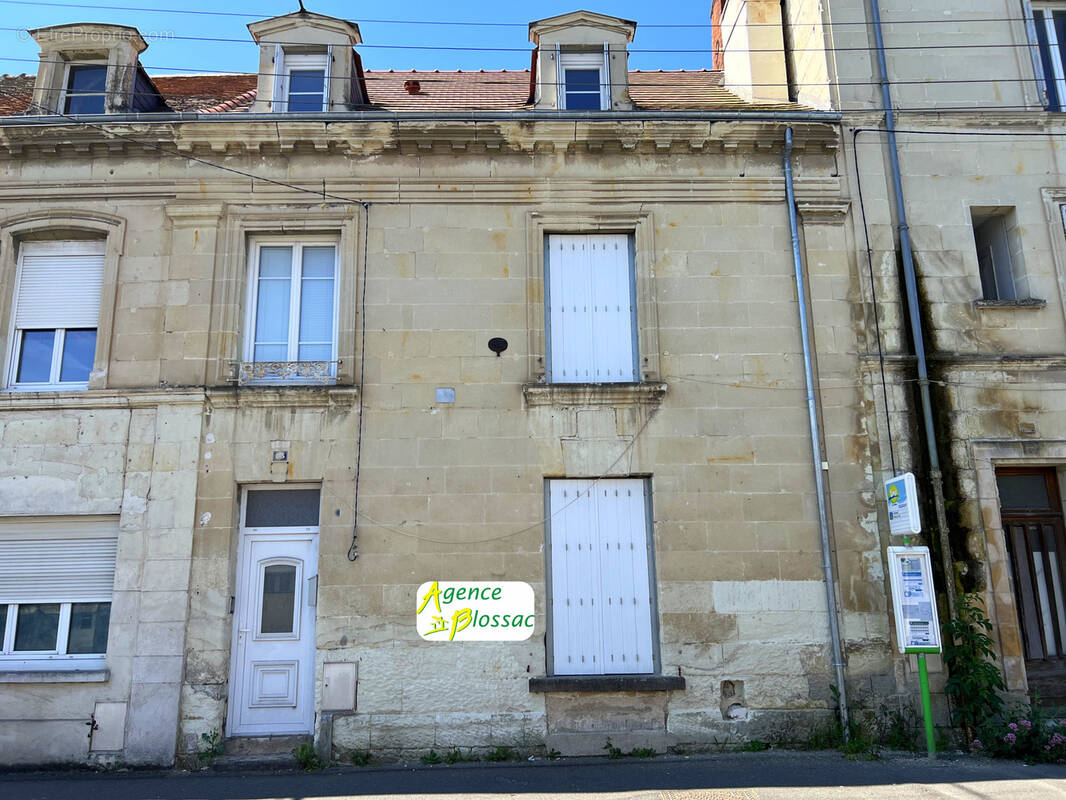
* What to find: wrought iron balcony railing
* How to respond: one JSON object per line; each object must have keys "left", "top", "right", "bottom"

{"left": 232, "top": 361, "right": 339, "bottom": 385}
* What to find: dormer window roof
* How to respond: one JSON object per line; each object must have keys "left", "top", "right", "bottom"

{"left": 28, "top": 23, "right": 166, "bottom": 115}
{"left": 529, "top": 9, "right": 637, "bottom": 111}
{"left": 247, "top": 10, "right": 365, "bottom": 113}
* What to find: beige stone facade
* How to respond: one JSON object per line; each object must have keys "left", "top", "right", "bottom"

{"left": 6, "top": 0, "right": 1064, "bottom": 767}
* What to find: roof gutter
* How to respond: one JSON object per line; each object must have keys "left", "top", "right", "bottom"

{"left": 0, "top": 109, "right": 842, "bottom": 128}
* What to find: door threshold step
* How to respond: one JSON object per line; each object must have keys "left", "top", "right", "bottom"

{"left": 223, "top": 734, "right": 311, "bottom": 756}
{"left": 210, "top": 753, "right": 300, "bottom": 771}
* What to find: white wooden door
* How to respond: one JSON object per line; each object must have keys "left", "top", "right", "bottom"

{"left": 228, "top": 489, "right": 319, "bottom": 737}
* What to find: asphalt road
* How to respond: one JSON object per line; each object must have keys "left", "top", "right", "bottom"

{"left": 3, "top": 751, "right": 1066, "bottom": 800}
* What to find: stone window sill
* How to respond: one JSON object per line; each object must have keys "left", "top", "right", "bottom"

{"left": 523, "top": 382, "right": 667, "bottom": 408}
{"left": 529, "top": 675, "right": 684, "bottom": 692}
{"left": 974, "top": 298, "right": 1047, "bottom": 309}
{"left": 0, "top": 668, "right": 110, "bottom": 684}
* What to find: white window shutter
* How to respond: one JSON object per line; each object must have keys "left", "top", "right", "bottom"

{"left": 555, "top": 43, "right": 563, "bottom": 108}
{"left": 602, "top": 42, "right": 612, "bottom": 110}
{"left": 273, "top": 44, "right": 286, "bottom": 111}
{"left": 324, "top": 45, "right": 333, "bottom": 111}
{"left": 550, "top": 478, "right": 654, "bottom": 676}
{"left": 0, "top": 534, "right": 117, "bottom": 603}
{"left": 1024, "top": 2, "right": 1049, "bottom": 105}
{"left": 14, "top": 242, "right": 105, "bottom": 329}
{"left": 548, "top": 233, "right": 635, "bottom": 383}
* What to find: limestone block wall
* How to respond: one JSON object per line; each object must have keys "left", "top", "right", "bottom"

{"left": 0, "top": 396, "right": 202, "bottom": 766}
{"left": 813, "top": 0, "right": 1035, "bottom": 113}
{"left": 178, "top": 389, "right": 360, "bottom": 755}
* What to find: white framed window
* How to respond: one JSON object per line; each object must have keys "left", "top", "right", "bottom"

{"left": 1028, "top": 3, "right": 1066, "bottom": 111}
{"left": 6, "top": 240, "right": 104, "bottom": 391}
{"left": 547, "top": 478, "right": 657, "bottom": 676}
{"left": 243, "top": 238, "right": 339, "bottom": 382}
{"left": 60, "top": 62, "right": 108, "bottom": 115}
{"left": 557, "top": 50, "right": 609, "bottom": 110}
{"left": 546, "top": 233, "right": 637, "bottom": 383}
{"left": 0, "top": 518, "right": 117, "bottom": 671}
{"left": 273, "top": 48, "right": 331, "bottom": 112}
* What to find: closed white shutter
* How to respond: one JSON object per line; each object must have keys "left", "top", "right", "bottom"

{"left": 0, "top": 534, "right": 117, "bottom": 603}
{"left": 548, "top": 234, "right": 636, "bottom": 383}
{"left": 273, "top": 44, "right": 286, "bottom": 111}
{"left": 14, "top": 241, "right": 105, "bottom": 329}
{"left": 549, "top": 478, "right": 654, "bottom": 675}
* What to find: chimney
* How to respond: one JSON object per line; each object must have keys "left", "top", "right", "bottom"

{"left": 714, "top": 0, "right": 789, "bottom": 103}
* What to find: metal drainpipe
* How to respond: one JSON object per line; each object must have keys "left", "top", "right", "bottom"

{"left": 868, "top": 0, "right": 958, "bottom": 621}
{"left": 783, "top": 127, "right": 851, "bottom": 739}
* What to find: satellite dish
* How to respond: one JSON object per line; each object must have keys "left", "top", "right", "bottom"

{"left": 488, "top": 337, "right": 508, "bottom": 357}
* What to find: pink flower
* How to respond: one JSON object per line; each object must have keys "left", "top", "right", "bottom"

{"left": 971, "top": 738, "right": 983, "bottom": 751}
{"left": 1005, "top": 733, "right": 1017, "bottom": 744}
{"left": 1047, "top": 745, "right": 1052, "bottom": 751}
{"left": 1020, "top": 720, "right": 1032, "bottom": 729}
{"left": 1009, "top": 722, "right": 1019, "bottom": 731}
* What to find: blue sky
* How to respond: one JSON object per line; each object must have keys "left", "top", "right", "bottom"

{"left": 2, "top": 1, "right": 715, "bottom": 77}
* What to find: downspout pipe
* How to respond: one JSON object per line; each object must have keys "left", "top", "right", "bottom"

{"left": 868, "top": 0, "right": 957, "bottom": 621}
{"left": 784, "top": 126, "right": 851, "bottom": 740}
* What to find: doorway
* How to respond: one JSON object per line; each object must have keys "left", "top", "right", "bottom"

{"left": 997, "top": 468, "right": 1066, "bottom": 705}
{"left": 227, "top": 486, "right": 320, "bottom": 736}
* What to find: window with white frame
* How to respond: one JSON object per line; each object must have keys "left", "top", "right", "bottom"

{"left": 546, "top": 233, "right": 637, "bottom": 383}
{"left": 274, "top": 48, "right": 331, "bottom": 112}
{"left": 1028, "top": 3, "right": 1066, "bottom": 110}
{"left": 244, "top": 239, "right": 338, "bottom": 381}
{"left": 0, "top": 518, "right": 117, "bottom": 670}
{"left": 62, "top": 63, "right": 107, "bottom": 114}
{"left": 7, "top": 240, "right": 104, "bottom": 390}
{"left": 557, "top": 51, "right": 608, "bottom": 110}
{"left": 547, "top": 478, "right": 657, "bottom": 675}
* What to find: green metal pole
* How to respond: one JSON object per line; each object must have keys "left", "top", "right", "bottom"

{"left": 917, "top": 654, "right": 936, "bottom": 758}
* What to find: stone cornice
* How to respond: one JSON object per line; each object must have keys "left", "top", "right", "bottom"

{"left": 0, "top": 118, "right": 840, "bottom": 159}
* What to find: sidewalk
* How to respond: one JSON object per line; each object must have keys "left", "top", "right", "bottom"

{"left": 3, "top": 749, "right": 1066, "bottom": 800}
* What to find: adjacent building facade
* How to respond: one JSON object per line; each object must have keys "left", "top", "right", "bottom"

{"left": 0, "top": 0, "right": 1063, "bottom": 767}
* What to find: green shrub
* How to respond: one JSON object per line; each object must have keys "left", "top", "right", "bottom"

{"left": 197, "top": 730, "right": 223, "bottom": 762}
{"left": 484, "top": 746, "right": 515, "bottom": 762}
{"left": 350, "top": 750, "right": 372, "bottom": 767}
{"left": 420, "top": 749, "right": 443, "bottom": 765}
{"left": 943, "top": 593, "right": 1006, "bottom": 741}
{"left": 292, "top": 742, "right": 322, "bottom": 771}
{"left": 975, "top": 703, "right": 1066, "bottom": 763}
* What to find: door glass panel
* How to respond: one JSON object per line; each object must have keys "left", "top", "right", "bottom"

{"left": 13, "top": 604, "right": 60, "bottom": 651}
{"left": 261, "top": 564, "right": 297, "bottom": 634}
{"left": 67, "top": 602, "right": 111, "bottom": 654}
{"left": 997, "top": 473, "right": 1051, "bottom": 510}
{"left": 246, "top": 488, "right": 320, "bottom": 528}
{"left": 0, "top": 604, "right": 6, "bottom": 645}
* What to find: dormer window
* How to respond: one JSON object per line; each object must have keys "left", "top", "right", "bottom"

{"left": 28, "top": 24, "right": 165, "bottom": 115}
{"left": 559, "top": 52, "right": 607, "bottom": 110}
{"left": 529, "top": 10, "right": 636, "bottom": 112}
{"left": 278, "top": 51, "right": 329, "bottom": 112}
{"left": 248, "top": 10, "right": 364, "bottom": 113}
{"left": 62, "top": 64, "right": 107, "bottom": 114}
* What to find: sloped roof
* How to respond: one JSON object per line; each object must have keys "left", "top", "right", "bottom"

{"left": 0, "top": 69, "right": 805, "bottom": 116}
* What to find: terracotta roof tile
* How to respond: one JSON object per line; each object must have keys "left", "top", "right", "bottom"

{"left": 0, "top": 74, "right": 35, "bottom": 115}
{"left": 149, "top": 74, "right": 257, "bottom": 112}
{"left": 0, "top": 69, "right": 805, "bottom": 117}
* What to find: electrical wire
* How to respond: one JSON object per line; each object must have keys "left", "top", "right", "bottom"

{"left": 348, "top": 201, "right": 370, "bottom": 561}
{"left": 352, "top": 404, "right": 661, "bottom": 545}
{"left": 0, "top": 0, "right": 1054, "bottom": 29}
{"left": 0, "top": 24, "right": 1057, "bottom": 55}
{"left": 851, "top": 125, "right": 897, "bottom": 475}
